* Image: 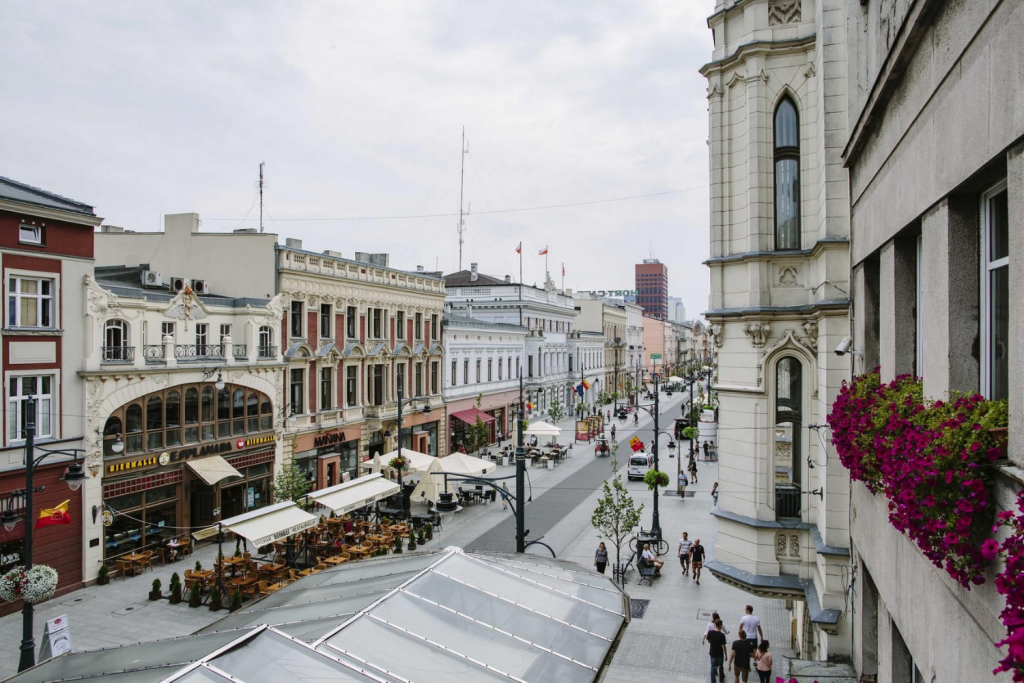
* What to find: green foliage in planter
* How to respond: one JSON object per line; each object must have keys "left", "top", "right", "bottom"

{"left": 681, "top": 426, "right": 699, "bottom": 441}
{"left": 417, "top": 527, "right": 426, "bottom": 545}
{"left": 188, "top": 583, "right": 202, "bottom": 607}
{"left": 643, "top": 469, "right": 670, "bottom": 490}
{"left": 209, "top": 585, "right": 222, "bottom": 605}
{"left": 425, "top": 523, "right": 433, "bottom": 540}
{"left": 230, "top": 589, "right": 242, "bottom": 610}
{"left": 393, "top": 535, "right": 404, "bottom": 553}
{"left": 408, "top": 533, "right": 417, "bottom": 551}
{"left": 195, "top": 560, "right": 203, "bottom": 572}
{"left": 169, "top": 574, "right": 182, "bottom": 603}
{"left": 152, "top": 578, "right": 161, "bottom": 592}
{"left": 97, "top": 564, "right": 109, "bottom": 580}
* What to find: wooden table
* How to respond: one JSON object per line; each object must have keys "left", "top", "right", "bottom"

{"left": 323, "top": 555, "right": 347, "bottom": 567}
{"left": 166, "top": 541, "right": 186, "bottom": 562}
{"left": 263, "top": 581, "right": 285, "bottom": 595}
{"left": 116, "top": 554, "right": 146, "bottom": 580}
{"left": 298, "top": 567, "right": 321, "bottom": 577}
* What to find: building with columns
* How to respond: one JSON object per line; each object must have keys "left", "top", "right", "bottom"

{"left": 444, "top": 264, "right": 576, "bottom": 423}
{"left": 699, "top": 0, "right": 853, "bottom": 661}
{"left": 844, "top": 1, "right": 1024, "bottom": 681}
{"left": 442, "top": 312, "right": 526, "bottom": 450}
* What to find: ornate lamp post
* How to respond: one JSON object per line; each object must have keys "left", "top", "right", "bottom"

{"left": 388, "top": 383, "right": 432, "bottom": 517}
{"left": 0, "top": 397, "right": 88, "bottom": 673}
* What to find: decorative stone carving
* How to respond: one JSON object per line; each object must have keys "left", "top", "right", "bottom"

{"left": 165, "top": 285, "right": 209, "bottom": 331}
{"left": 769, "top": 0, "right": 801, "bottom": 26}
{"left": 742, "top": 323, "right": 771, "bottom": 348}
{"left": 802, "top": 321, "right": 819, "bottom": 350}
{"left": 756, "top": 329, "right": 819, "bottom": 395}
{"left": 776, "top": 534, "right": 787, "bottom": 557}
{"left": 790, "top": 535, "right": 800, "bottom": 557}
{"left": 778, "top": 266, "right": 799, "bottom": 287}
{"left": 710, "top": 324, "right": 724, "bottom": 348}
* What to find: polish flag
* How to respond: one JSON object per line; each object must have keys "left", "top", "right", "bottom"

{"left": 515, "top": 242, "right": 521, "bottom": 254}
{"left": 562, "top": 263, "right": 565, "bottom": 277}
{"left": 538, "top": 247, "right": 548, "bottom": 255}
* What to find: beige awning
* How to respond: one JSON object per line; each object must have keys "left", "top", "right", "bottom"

{"left": 214, "top": 501, "right": 318, "bottom": 547}
{"left": 185, "top": 455, "right": 243, "bottom": 486}
{"left": 304, "top": 473, "right": 400, "bottom": 514}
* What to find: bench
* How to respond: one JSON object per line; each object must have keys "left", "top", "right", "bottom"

{"left": 638, "top": 562, "right": 658, "bottom": 586}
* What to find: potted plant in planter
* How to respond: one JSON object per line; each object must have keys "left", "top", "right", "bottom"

{"left": 97, "top": 564, "right": 110, "bottom": 586}
{"left": 417, "top": 527, "right": 426, "bottom": 546}
{"left": 229, "top": 589, "right": 243, "bottom": 612}
{"left": 195, "top": 560, "right": 203, "bottom": 572}
{"left": 208, "top": 585, "right": 222, "bottom": 612}
{"left": 425, "top": 523, "right": 433, "bottom": 541}
{"left": 168, "top": 573, "right": 182, "bottom": 604}
{"left": 149, "top": 578, "right": 162, "bottom": 601}
{"left": 188, "top": 582, "right": 202, "bottom": 608}
{"left": 407, "top": 532, "right": 417, "bottom": 551}
{"left": 387, "top": 456, "right": 409, "bottom": 472}
{"left": 392, "top": 535, "right": 403, "bottom": 554}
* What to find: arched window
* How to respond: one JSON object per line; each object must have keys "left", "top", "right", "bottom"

{"left": 201, "top": 386, "right": 215, "bottom": 440}
{"left": 218, "top": 389, "right": 231, "bottom": 438}
{"left": 775, "top": 357, "right": 803, "bottom": 518}
{"left": 165, "top": 390, "right": 181, "bottom": 447}
{"left": 103, "top": 415, "right": 122, "bottom": 457}
{"left": 774, "top": 97, "right": 800, "bottom": 251}
{"left": 232, "top": 389, "right": 245, "bottom": 435}
{"left": 103, "top": 320, "right": 131, "bottom": 362}
{"left": 247, "top": 392, "right": 259, "bottom": 433}
{"left": 125, "top": 404, "right": 143, "bottom": 453}
{"left": 146, "top": 396, "right": 163, "bottom": 450}
{"left": 184, "top": 388, "right": 199, "bottom": 443}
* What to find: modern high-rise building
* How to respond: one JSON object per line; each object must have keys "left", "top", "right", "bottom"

{"left": 634, "top": 259, "right": 668, "bottom": 321}
{"left": 667, "top": 296, "right": 686, "bottom": 323}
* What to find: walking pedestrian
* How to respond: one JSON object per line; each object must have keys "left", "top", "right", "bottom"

{"left": 753, "top": 641, "right": 773, "bottom": 683}
{"left": 711, "top": 482, "right": 719, "bottom": 507}
{"left": 690, "top": 538, "right": 706, "bottom": 585}
{"left": 633, "top": 412, "right": 639, "bottom": 426}
{"left": 678, "top": 471, "right": 689, "bottom": 497}
{"left": 739, "top": 606, "right": 763, "bottom": 649}
{"left": 703, "top": 612, "right": 730, "bottom": 644}
{"left": 728, "top": 629, "right": 753, "bottom": 683}
{"left": 706, "top": 619, "right": 727, "bottom": 683}
{"left": 689, "top": 456, "right": 699, "bottom": 483}
{"left": 496, "top": 427, "right": 503, "bottom": 447}
{"left": 501, "top": 482, "right": 510, "bottom": 510}
{"left": 678, "top": 532, "right": 693, "bottom": 576}
{"left": 594, "top": 542, "right": 608, "bottom": 575}
{"left": 703, "top": 440, "right": 711, "bottom": 461}
{"left": 611, "top": 424, "right": 617, "bottom": 439}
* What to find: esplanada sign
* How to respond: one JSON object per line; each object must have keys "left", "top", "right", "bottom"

{"left": 578, "top": 289, "right": 637, "bottom": 298}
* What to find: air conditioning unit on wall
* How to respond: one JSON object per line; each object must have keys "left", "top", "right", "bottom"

{"left": 170, "top": 276, "right": 188, "bottom": 293}
{"left": 140, "top": 270, "right": 163, "bottom": 287}
{"left": 191, "top": 280, "right": 212, "bottom": 295}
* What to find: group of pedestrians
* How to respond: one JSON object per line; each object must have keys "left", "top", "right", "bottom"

{"left": 703, "top": 605, "right": 771, "bottom": 683}
{"left": 676, "top": 531, "right": 706, "bottom": 584}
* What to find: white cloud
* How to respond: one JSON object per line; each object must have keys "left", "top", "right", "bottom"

{"left": 0, "top": 0, "right": 716, "bottom": 318}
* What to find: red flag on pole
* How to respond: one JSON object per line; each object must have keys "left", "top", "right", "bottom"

{"left": 515, "top": 242, "right": 521, "bottom": 254}
{"left": 538, "top": 247, "right": 548, "bottom": 255}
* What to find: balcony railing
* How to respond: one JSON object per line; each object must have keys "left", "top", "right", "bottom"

{"left": 258, "top": 345, "right": 277, "bottom": 359}
{"left": 174, "top": 344, "right": 224, "bottom": 359}
{"left": 233, "top": 344, "right": 247, "bottom": 359}
{"left": 143, "top": 345, "right": 166, "bottom": 362}
{"left": 775, "top": 484, "right": 802, "bottom": 520}
{"left": 101, "top": 346, "right": 135, "bottom": 363}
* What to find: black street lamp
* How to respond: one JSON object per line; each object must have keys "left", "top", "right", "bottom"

{"left": 617, "top": 369, "right": 666, "bottom": 540}
{"left": 388, "top": 383, "right": 432, "bottom": 518}
{"left": 1, "top": 396, "right": 88, "bottom": 673}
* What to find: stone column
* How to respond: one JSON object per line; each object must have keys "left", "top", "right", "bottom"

{"left": 878, "top": 238, "right": 916, "bottom": 382}
{"left": 1007, "top": 142, "right": 1024, "bottom": 469}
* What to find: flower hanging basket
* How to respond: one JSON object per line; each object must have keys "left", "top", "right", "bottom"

{"left": 0, "top": 565, "right": 59, "bottom": 604}
{"left": 388, "top": 457, "right": 409, "bottom": 471}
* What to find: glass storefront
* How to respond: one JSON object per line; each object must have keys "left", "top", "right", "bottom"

{"left": 104, "top": 484, "right": 179, "bottom": 561}
{"left": 399, "top": 421, "right": 438, "bottom": 456}
{"left": 220, "top": 463, "right": 273, "bottom": 519}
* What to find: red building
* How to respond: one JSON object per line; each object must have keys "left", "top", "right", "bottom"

{"left": 634, "top": 259, "right": 668, "bottom": 321}
{"left": 0, "top": 176, "right": 100, "bottom": 615}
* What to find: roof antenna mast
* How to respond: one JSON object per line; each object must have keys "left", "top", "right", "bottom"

{"left": 458, "top": 128, "right": 469, "bottom": 270}
{"left": 258, "top": 161, "right": 266, "bottom": 233}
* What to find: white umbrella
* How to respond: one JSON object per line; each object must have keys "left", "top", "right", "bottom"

{"left": 439, "top": 452, "right": 497, "bottom": 476}
{"left": 411, "top": 458, "right": 448, "bottom": 506}
{"left": 525, "top": 421, "right": 561, "bottom": 437}
{"left": 669, "top": 376, "right": 683, "bottom": 383}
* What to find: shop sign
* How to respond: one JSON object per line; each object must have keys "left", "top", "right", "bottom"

{"left": 251, "top": 519, "right": 317, "bottom": 547}
{"left": 101, "top": 510, "right": 114, "bottom": 527}
{"left": 242, "top": 434, "right": 276, "bottom": 448}
{"left": 192, "top": 526, "right": 220, "bottom": 541}
{"left": 167, "top": 441, "right": 233, "bottom": 463}
{"left": 107, "top": 456, "right": 159, "bottom": 474}
{"left": 313, "top": 431, "right": 346, "bottom": 449}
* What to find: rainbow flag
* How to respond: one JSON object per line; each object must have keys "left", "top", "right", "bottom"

{"left": 35, "top": 500, "right": 71, "bottom": 529}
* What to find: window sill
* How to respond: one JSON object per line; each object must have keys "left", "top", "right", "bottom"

{"left": 3, "top": 327, "right": 62, "bottom": 336}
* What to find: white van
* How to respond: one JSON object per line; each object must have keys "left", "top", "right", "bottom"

{"left": 627, "top": 453, "right": 653, "bottom": 481}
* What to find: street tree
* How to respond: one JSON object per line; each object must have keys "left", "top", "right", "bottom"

{"left": 272, "top": 460, "right": 312, "bottom": 505}
{"left": 548, "top": 396, "right": 565, "bottom": 424}
{"left": 591, "top": 441, "right": 642, "bottom": 586}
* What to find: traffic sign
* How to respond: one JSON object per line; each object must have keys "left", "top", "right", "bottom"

{"left": 650, "top": 353, "right": 662, "bottom": 360}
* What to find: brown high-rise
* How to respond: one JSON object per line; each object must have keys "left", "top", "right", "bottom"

{"left": 634, "top": 259, "right": 668, "bottom": 321}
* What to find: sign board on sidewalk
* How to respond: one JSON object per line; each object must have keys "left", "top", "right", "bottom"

{"left": 575, "top": 421, "right": 590, "bottom": 442}
{"left": 192, "top": 525, "right": 220, "bottom": 541}
{"left": 38, "top": 614, "right": 72, "bottom": 662}
{"left": 629, "top": 436, "right": 643, "bottom": 452}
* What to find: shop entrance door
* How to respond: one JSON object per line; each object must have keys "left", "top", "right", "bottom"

{"left": 189, "top": 479, "right": 216, "bottom": 530}
{"left": 412, "top": 433, "right": 429, "bottom": 454}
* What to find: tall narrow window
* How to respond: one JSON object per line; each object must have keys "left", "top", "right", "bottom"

{"left": 397, "top": 311, "right": 405, "bottom": 339}
{"left": 415, "top": 313, "right": 422, "bottom": 340}
{"left": 346, "top": 366, "right": 358, "bottom": 407}
{"left": 451, "top": 360, "right": 457, "bottom": 385}
{"left": 320, "top": 367, "right": 333, "bottom": 410}
{"left": 103, "top": 320, "right": 131, "bottom": 362}
{"left": 982, "top": 181, "right": 1009, "bottom": 400}
{"left": 290, "top": 369, "right": 305, "bottom": 415}
{"left": 774, "top": 97, "right": 800, "bottom": 251}
{"left": 320, "top": 304, "right": 331, "bottom": 339}
{"left": 290, "top": 301, "right": 303, "bottom": 339}
{"left": 775, "top": 357, "right": 803, "bottom": 519}
{"left": 463, "top": 359, "right": 469, "bottom": 385}
{"left": 476, "top": 359, "right": 481, "bottom": 383}
{"left": 431, "top": 314, "right": 438, "bottom": 340}
{"left": 415, "top": 363, "right": 423, "bottom": 396}
{"left": 346, "top": 306, "right": 356, "bottom": 339}
{"left": 258, "top": 326, "right": 274, "bottom": 358}
{"left": 431, "top": 361, "right": 439, "bottom": 394}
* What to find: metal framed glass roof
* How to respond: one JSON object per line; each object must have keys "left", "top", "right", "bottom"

{"left": 7, "top": 548, "right": 628, "bottom": 683}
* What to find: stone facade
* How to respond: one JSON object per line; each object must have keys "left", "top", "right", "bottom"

{"left": 845, "top": 0, "right": 1024, "bottom": 680}
{"left": 700, "top": 0, "right": 853, "bottom": 661}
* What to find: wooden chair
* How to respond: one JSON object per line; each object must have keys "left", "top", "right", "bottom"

{"left": 258, "top": 580, "right": 273, "bottom": 597}
{"left": 136, "top": 551, "right": 154, "bottom": 572}
{"left": 288, "top": 569, "right": 300, "bottom": 583}
{"left": 115, "top": 558, "right": 135, "bottom": 580}
{"left": 183, "top": 570, "right": 202, "bottom": 591}
{"left": 178, "top": 536, "right": 193, "bottom": 556}
{"left": 314, "top": 563, "right": 327, "bottom": 573}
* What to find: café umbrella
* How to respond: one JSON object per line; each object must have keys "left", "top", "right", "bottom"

{"left": 193, "top": 501, "right": 317, "bottom": 548}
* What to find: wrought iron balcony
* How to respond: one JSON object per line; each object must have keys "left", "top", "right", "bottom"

{"left": 775, "top": 484, "right": 802, "bottom": 520}
{"left": 143, "top": 345, "right": 166, "bottom": 362}
{"left": 233, "top": 344, "right": 248, "bottom": 359}
{"left": 258, "top": 345, "right": 277, "bottom": 359}
{"left": 101, "top": 346, "right": 135, "bottom": 363}
{"left": 174, "top": 344, "right": 224, "bottom": 359}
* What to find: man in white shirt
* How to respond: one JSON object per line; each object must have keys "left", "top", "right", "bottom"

{"left": 640, "top": 543, "right": 664, "bottom": 575}
{"left": 739, "top": 605, "right": 763, "bottom": 648}
{"left": 677, "top": 532, "right": 693, "bottom": 576}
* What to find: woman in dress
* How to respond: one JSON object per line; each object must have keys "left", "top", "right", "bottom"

{"left": 594, "top": 542, "right": 608, "bottom": 574}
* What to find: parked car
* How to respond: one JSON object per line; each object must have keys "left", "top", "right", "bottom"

{"left": 627, "top": 453, "right": 653, "bottom": 481}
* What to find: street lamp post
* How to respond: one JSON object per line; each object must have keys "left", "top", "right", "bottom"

{"left": 0, "top": 396, "right": 88, "bottom": 673}
{"left": 618, "top": 369, "right": 664, "bottom": 540}
{"left": 393, "top": 383, "right": 432, "bottom": 517}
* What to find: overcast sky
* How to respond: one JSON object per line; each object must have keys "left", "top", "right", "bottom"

{"left": 2, "top": 1, "right": 715, "bottom": 320}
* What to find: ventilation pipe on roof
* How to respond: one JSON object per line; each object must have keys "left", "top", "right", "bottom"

{"left": 470, "top": 263, "right": 478, "bottom": 282}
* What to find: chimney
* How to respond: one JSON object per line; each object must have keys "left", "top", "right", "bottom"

{"left": 323, "top": 249, "right": 344, "bottom": 258}
{"left": 470, "top": 262, "right": 478, "bottom": 282}
{"left": 504, "top": 275, "right": 511, "bottom": 283}
{"left": 416, "top": 265, "right": 425, "bottom": 273}
{"left": 286, "top": 238, "right": 303, "bottom": 249}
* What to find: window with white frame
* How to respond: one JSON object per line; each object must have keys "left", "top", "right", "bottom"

{"left": 431, "top": 314, "right": 438, "bottom": 340}
{"left": 346, "top": 366, "right": 358, "bottom": 407}
{"left": 450, "top": 360, "right": 456, "bottom": 386}
{"left": 982, "top": 181, "right": 1009, "bottom": 401}
{"left": 463, "top": 359, "right": 469, "bottom": 385}
{"left": 258, "top": 326, "right": 274, "bottom": 357}
{"left": 161, "top": 321, "right": 175, "bottom": 341}
{"left": 290, "top": 368, "right": 305, "bottom": 415}
{"left": 487, "top": 359, "right": 493, "bottom": 382}
{"left": 320, "top": 304, "right": 331, "bottom": 339}
{"left": 397, "top": 311, "right": 405, "bottom": 339}
{"left": 498, "top": 357, "right": 503, "bottom": 381}
{"left": 476, "top": 359, "right": 481, "bottom": 383}
{"left": 320, "top": 366, "right": 333, "bottom": 410}
{"left": 415, "top": 313, "right": 422, "bottom": 340}
{"left": 219, "top": 324, "right": 232, "bottom": 343}
{"left": 8, "top": 276, "right": 53, "bottom": 328}
{"left": 431, "top": 361, "right": 438, "bottom": 394}
{"left": 103, "top": 320, "right": 131, "bottom": 362}
{"left": 196, "top": 323, "right": 209, "bottom": 350}
{"left": 346, "top": 306, "right": 356, "bottom": 339}
{"left": 371, "top": 308, "right": 383, "bottom": 339}
{"left": 290, "top": 301, "right": 303, "bottom": 339}
{"left": 19, "top": 225, "right": 43, "bottom": 245}
{"left": 8, "top": 375, "right": 52, "bottom": 443}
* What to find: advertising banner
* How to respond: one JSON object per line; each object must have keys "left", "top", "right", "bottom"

{"left": 576, "top": 421, "right": 591, "bottom": 441}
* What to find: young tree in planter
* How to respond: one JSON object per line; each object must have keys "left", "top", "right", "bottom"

{"left": 149, "top": 578, "right": 162, "bottom": 601}
{"left": 209, "top": 585, "right": 222, "bottom": 611}
{"left": 169, "top": 573, "right": 182, "bottom": 604}
{"left": 188, "top": 582, "right": 202, "bottom": 608}
{"left": 465, "top": 415, "right": 490, "bottom": 455}
{"left": 548, "top": 396, "right": 565, "bottom": 424}
{"left": 272, "top": 460, "right": 312, "bottom": 504}
{"left": 229, "top": 589, "right": 243, "bottom": 612}
{"left": 591, "top": 447, "right": 643, "bottom": 587}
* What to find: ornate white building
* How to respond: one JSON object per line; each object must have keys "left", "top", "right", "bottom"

{"left": 700, "top": 0, "right": 853, "bottom": 661}
{"left": 81, "top": 268, "right": 283, "bottom": 578}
